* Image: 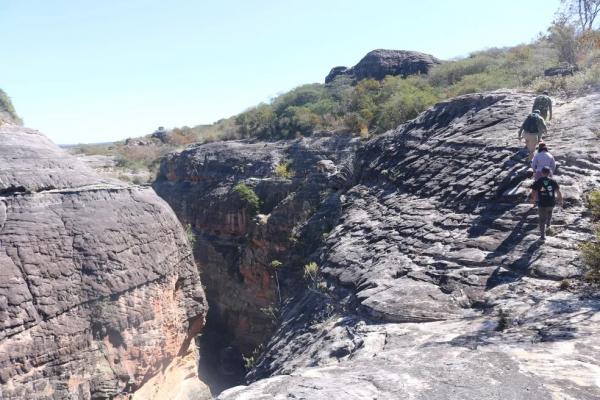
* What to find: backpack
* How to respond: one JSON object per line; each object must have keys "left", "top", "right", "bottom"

{"left": 523, "top": 114, "right": 539, "bottom": 133}
{"left": 533, "top": 96, "right": 550, "bottom": 112}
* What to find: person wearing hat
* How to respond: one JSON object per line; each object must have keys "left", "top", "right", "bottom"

{"left": 518, "top": 109, "right": 547, "bottom": 163}
{"left": 529, "top": 166, "right": 563, "bottom": 241}
{"left": 532, "top": 91, "right": 553, "bottom": 121}
{"left": 531, "top": 141, "right": 556, "bottom": 180}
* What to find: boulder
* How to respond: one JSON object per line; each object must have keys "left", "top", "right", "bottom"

{"left": 544, "top": 64, "right": 579, "bottom": 77}
{"left": 151, "top": 126, "right": 169, "bottom": 143}
{"left": 0, "top": 124, "right": 208, "bottom": 399}
{"left": 325, "top": 49, "right": 442, "bottom": 83}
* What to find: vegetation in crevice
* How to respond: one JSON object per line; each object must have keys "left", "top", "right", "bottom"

{"left": 581, "top": 190, "right": 600, "bottom": 283}
{"left": 233, "top": 183, "right": 262, "bottom": 217}
{"left": 0, "top": 89, "right": 22, "bottom": 125}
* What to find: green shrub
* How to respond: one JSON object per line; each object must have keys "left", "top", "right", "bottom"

{"left": 303, "top": 262, "right": 319, "bottom": 283}
{"left": 581, "top": 236, "right": 600, "bottom": 283}
{"left": 235, "top": 104, "right": 277, "bottom": 139}
{"left": 581, "top": 190, "right": 600, "bottom": 283}
{"left": 274, "top": 159, "right": 294, "bottom": 179}
{"left": 0, "top": 89, "right": 21, "bottom": 124}
{"left": 428, "top": 54, "right": 497, "bottom": 86}
{"left": 233, "top": 183, "right": 261, "bottom": 216}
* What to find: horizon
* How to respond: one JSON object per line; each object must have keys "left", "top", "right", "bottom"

{"left": 1, "top": 0, "right": 561, "bottom": 144}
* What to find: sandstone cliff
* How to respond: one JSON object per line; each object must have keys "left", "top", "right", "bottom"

{"left": 0, "top": 124, "right": 208, "bottom": 399}
{"left": 157, "top": 90, "right": 600, "bottom": 399}
{"left": 153, "top": 134, "right": 360, "bottom": 392}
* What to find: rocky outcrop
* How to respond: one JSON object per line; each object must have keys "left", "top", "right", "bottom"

{"left": 544, "top": 64, "right": 578, "bottom": 77}
{"left": 325, "top": 49, "right": 442, "bottom": 83}
{"left": 153, "top": 134, "right": 360, "bottom": 391}
{"left": 0, "top": 124, "right": 208, "bottom": 399}
{"left": 170, "top": 91, "right": 600, "bottom": 399}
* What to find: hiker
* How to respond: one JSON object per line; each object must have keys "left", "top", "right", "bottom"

{"left": 532, "top": 91, "right": 553, "bottom": 121}
{"left": 529, "top": 166, "right": 563, "bottom": 240}
{"left": 531, "top": 142, "right": 556, "bottom": 180}
{"left": 518, "top": 109, "right": 547, "bottom": 163}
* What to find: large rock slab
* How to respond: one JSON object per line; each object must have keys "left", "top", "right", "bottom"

{"left": 214, "top": 92, "right": 600, "bottom": 399}
{"left": 0, "top": 124, "right": 207, "bottom": 399}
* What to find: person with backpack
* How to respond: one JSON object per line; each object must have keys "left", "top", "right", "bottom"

{"left": 531, "top": 142, "right": 556, "bottom": 180}
{"left": 532, "top": 91, "right": 553, "bottom": 121}
{"left": 529, "top": 166, "right": 563, "bottom": 241}
{"left": 518, "top": 109, "right": 547, "bottom": 163}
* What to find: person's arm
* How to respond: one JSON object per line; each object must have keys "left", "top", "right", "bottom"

{"left": 550, "top": 155, "right": 556, "bottom": 173}
{"left": 556, "top": 188, "right": 563, "bottom": 207}
{"left": 537, "top": 118, "right": 547, "bottom": 138}
{"left": 548, "top": 100, "right": 553, "bottom": 121}
{"left": 529, "top": 188, "right": 538, "bottom": 204}
{"left": 518, "top": 121, "right": 524, "bottom": 139}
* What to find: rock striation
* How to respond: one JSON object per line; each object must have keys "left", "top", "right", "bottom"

{"left": 0, "top": 124, "right": 208, "bottom": 399}
{"left": 157, "top": 90, "right": 600, "bottom": 399}
{"left": 325, "top": 49, "right": 442, "bottom": 83}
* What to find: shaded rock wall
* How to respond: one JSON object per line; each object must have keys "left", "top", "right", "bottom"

{"left": 215, "top": 91, "right": 600, "bottom": 399}
{"left": 153, "top": 134, "right": 359, "bottom": 390}
{"left": 0, "top": 124, "right": 207, "bottom": 399}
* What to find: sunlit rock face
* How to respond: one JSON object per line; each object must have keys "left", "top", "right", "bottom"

{"left": 0, "top": 124, "right": 207, "bottom": 400}
{"left": 216, "top": 91, "right": 600, "bottom": 399}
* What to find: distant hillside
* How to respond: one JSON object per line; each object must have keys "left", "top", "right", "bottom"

{"left": 0, "top": 89, "right": 22, "bottom": 125}
{"left": 71, "top": 22, "right": 600, "bottom": 184}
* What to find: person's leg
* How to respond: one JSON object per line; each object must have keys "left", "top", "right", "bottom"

{"left": 546, "top": 207, "right": 554, "bottom": 228}
{"left": 525, "top": 134, "right": 537, "bottom": 162}
{"left": 538, "top": 207, "right": 546, "bottom": 238}
{"left": 541, "top": 110, "right": 548, "bottom": 120}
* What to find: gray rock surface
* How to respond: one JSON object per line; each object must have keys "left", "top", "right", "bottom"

{"left": 154, "top": 134, "right": 360, "bottom": 392}
{"left": 0, "top": 124, "right": 207, "bottom": 399}
{"left": 544, "top": 64, "right": 578, "bottom": 77}
{"left": 205, "top": 91, "right": 600, "bottom": 399}
{"left": 325, "top": 49, "right": 442, "bottom": 83}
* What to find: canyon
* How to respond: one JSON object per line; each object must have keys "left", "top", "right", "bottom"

{"left": 1, "top": 88, "right": 599, "bottom": 399}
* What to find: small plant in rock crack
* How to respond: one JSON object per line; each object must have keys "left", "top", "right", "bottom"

{"left": 495, "top": 309, "right": 510, "bottom": 331}
{"left": 260, "top": 305, "right": 279, "bottom": 322}
{"left": 242, "top": 344, "right": 264, "bottom": 371}
{"left": 233, "top": 183, "right": 261, "bottom": 216}
{"left": 274, "top": 159, "right": 294, "bottom": 179}
{"left": 559, "top": 279, "right": 572, "bottom": 291}
{"left": 303, "top": 261, "right": 327, "bottom": 292}
{"left": 270, "top": 260, "right": 284, "bottom": 304}
{"left": 184, "top": 223, "right": 196, "bottom": 247}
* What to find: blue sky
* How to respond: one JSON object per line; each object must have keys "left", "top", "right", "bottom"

{"left": 1, "top": 0, "right": 561, "bottom": 144}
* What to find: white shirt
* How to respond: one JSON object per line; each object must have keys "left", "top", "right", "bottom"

{"left": 531, "top": 151, "right": 556, "bottom": 173}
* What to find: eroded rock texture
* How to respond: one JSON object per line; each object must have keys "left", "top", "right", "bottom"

{"left": 325, "top": 49, "right": 442, "bottom": 83}
{"left": 0, "top": 124, "right": 207, "bottom": 399}
{"left": 153, "top": 134, "right": 360, "bottom": 390}
{"left": 192, "top": 91, "right": 600, "bottom": 399}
